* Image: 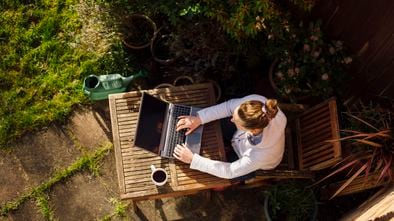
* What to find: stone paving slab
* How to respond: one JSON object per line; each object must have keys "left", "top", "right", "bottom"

{"left": 11, "top": 126, "right": 80, "bottom": 187}
{"left": 49, "top": 173, "right": 115, "bottom": 221}
{"left": 1, "top": 103, "right": 268, "bottom": 221}
{"left": 66, "top": 103, "right": 112, "bottom": 152}
{"left": 6, "top": 200, "right": 43, "bottom": 221}
{"left": 0, "top": 151, "right": 29, "bottom": 205}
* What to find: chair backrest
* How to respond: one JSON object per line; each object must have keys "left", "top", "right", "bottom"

{"left": 295, "top": 98, "right": 341, "bottom": 171}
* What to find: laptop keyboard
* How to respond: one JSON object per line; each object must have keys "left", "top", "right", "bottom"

{"left": 164, "top": 105, "right": 191, "bottom": 157}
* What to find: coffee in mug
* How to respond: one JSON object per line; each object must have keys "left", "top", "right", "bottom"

{"left": 150, "top": 165, "right": 168, "bottom": 186}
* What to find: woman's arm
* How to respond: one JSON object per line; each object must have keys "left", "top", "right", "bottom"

{"left": 190, "top": 153, "right": 262, "bottom": 179}
{"left": 197, "top": 94, "right": 268, "bottom": 124}
{"left": 173, "top": 144, "right": 264, "bottom": 179}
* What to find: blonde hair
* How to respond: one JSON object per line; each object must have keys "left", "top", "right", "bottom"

{"left": 237, "top": 99, "right": 279, "bottom": 130}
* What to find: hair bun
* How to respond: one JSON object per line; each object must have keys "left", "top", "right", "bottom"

{"left": 265, "top": 99, "right": 278, "bottom": 119}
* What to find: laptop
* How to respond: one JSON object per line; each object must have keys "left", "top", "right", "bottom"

{"left": 134, "top": 92, "right": 203, "bottom": 158}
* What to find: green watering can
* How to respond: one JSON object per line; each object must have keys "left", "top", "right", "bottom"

{"left": 83, "top": 70, "right": 146, "bottom": 100}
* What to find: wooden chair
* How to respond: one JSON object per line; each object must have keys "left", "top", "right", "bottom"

{"left": 242, "top": 98, "right": 342, "bottom": 186}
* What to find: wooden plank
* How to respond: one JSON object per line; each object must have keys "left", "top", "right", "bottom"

{"left": 299, "top": 119, "right": 332, "bottom": 140}
{"left": 322, "top": 0, "right": 357, "bottom": 39}
{"left": 109, "top": 95, "right": 126, "bottom": 194}
{"left": 300, "top": 128, "right": 333, "bottom": 150}
{"left": 311, "top": 0, "right": 338, "bottom": 28}
{"left": 366, "top": 57, "right": 394, "bottom": 96}
{"left": 341, "top": 186, "right": 394, "bottom": 221}
{"left": 298, "top": 110, "right": 330, "bottom": 129}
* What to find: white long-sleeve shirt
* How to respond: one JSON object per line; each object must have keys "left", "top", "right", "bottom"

{"left": 190, "top": 94, "right": 287, "bottom": 179}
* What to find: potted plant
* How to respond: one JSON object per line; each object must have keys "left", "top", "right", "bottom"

{"left": 264, "top": 181, "right": 318, "bottom": 221}
{"left": 150, "top": 26, "right": 182, "bottom": 64}
{"left": 315, "top": 97, "right": 393, "bottom": 199}
{"left": 120, "top": 14, "right": 157, "bottom": 50}
{"left": 268, "top": 21, "right": 352, "bottom": 103}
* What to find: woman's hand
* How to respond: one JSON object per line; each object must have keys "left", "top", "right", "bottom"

{"left": 173, "top": 144, "right": 193, "bottom": 164}
{"left": 176, "top": 115, "right": 202, "bottom": 135}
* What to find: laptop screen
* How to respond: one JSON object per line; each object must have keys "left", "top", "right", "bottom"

{"left": 134, "top": 93, "right": 168, "bottom": 154}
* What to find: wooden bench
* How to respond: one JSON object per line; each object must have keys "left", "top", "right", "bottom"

{"left": 109, "top": 83, "right": 231, "bottom": 201}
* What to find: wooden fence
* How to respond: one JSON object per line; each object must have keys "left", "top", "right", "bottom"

{"left": 312, "top": 0, "right": 394, "bottom": 102}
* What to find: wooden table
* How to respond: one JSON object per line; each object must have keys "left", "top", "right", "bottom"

{"left": 109, "top": 83, "right": 231, "bottom": 201}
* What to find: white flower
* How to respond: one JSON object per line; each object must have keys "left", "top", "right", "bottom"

{"left": 285, "top": 87, "right": 292, "bottom": 94}
{"left": 275, "top": 71, "right": 284, "bottom": 79}
{"left": 321, "top": 73, "right": 329, "bottom": 80}
{"left": 303, "top": 44, "right": 311, "bottom": 52}
{"left": 335, "top": 40, "right": 343, "bottom": 49}
{"left": 344, "top": 57, "right": 352, "bottom": 64}
{"left": 255, "top": 22, "right": 262, "bottom": 30}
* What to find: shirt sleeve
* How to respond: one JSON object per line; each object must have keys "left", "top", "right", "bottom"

{"left": 190, "top": 152, "right": 263, "bottom": 179}
{"left": 197, "top": 94, "right": 267, "bottom": 124}
{"left": 196, "top": 99, "right": 238, "bottom": 124}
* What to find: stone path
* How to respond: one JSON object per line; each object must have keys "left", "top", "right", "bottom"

{"left": 0, "top": 101, "right": 267, "bottom": 221}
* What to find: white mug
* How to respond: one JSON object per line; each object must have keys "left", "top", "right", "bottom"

{"left": 150, "top": 165, "right": 168, "bottom": 186}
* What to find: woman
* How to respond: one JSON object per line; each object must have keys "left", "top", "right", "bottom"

{"left": 173, "top": 94, "right": 287, "bottom": 179}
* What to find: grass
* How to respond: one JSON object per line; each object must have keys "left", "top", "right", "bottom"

{"left": 0, "top": 142, "right": 113, "bottom": 217}
{"left": 100, "top": 198, "right": 129, "bottom": 221}
{"left": 35, "top": 193, "right": 55, "bottom": 221}
{"left": 0, "top": 0, "right": 137, "bottom": 148}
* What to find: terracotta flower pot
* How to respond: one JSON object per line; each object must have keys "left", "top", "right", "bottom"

{"left": 268, "top": 59, "right": 282, "bottom": 97}
{"left": 150, "top": 27, "right": 180, "bottom": 65}
{"left": 121, "top": 14, "right": 157, "bottom": 50}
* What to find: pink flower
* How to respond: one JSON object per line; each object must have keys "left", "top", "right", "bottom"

{"left": 310, "top": 35, "right": 319, "bottom": 41}
{"left": 329, "top": 47, "right": 336, "bottom": 54}
{"left": 312, "top": 51, "right": 320, "bottom": 58}
{"left": 287, "top": 68, "right": 295, "bottom": 77}
{"left": 294, "top": 67, "right": 300, "bottom": 74}
{"left": 303, "top": 44, "right": 311, "bottom": 52}
{"left": 321, "top": 73, "right": 329, "bottom": 80}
